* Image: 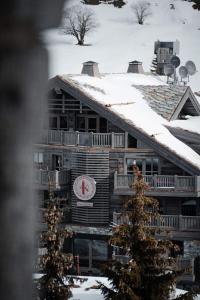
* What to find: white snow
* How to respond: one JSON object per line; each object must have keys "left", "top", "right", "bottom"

{"left": 45, "top": 0, "right": 200, "bottom": 92}
{"left": 61, "top": 73, "right": 200, "bottom": 171}
{"left": 33, "top": 274, "right": 200, "bottom": 299}
{"left": 170, "top": 116, "right": 200, "bottom": 135}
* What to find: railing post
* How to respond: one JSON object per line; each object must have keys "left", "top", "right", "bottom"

{"left": 76, "top": 131, "right": 79, "bottom": 146}
{"left": 90, "top": 132, "right": 93, "bottom": 147}
{"left": 124, "top": 132, "right": 128, "bottom": 148}
{"left": 111, "top": 132, "right": 115, "bottom": 148}
{"left": 61, "top": 130, "right": 64, "bottom": 145}
{"left": 153, "top": 174, "right": 157, "bottom": 188}
{"left": 195, "top": 176, "right": 200, "bottom": 193}
{"left": 179, "top": 215, "right": 183, "bottom": 231}
{"left": 174, "top": 174, "right": 178, "bottom": 190}
{"left": 114, "top": 171, "right": 117, "bottom": 189}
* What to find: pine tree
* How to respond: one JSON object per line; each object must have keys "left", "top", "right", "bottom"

{"left": 100, "top": 166, "right": 194, "bottom": 300}
{"left": 150, "top": 55, "right": 158, "bottom": 74}
{"left": 35, "top": 188, "right": 74, "bottom": 300}
{"left": 192, "top": 0, "right": 200, "bottom": 10}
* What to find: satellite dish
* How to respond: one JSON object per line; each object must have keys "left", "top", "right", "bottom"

{"left": 185, "top": 60, "right": 196, "bottom": 75}
{"left": 170, "top": 55, "right": 181, "bottom": 68}
{"left": 179, "top": 66, "right": 188, "bottom": 79}
{"left": 164, "top": 64, "right": 175, "bottom": 76}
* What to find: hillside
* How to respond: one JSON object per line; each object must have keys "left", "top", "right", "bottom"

{"left": 45, "top": 0, "right": 200, "bottom": 92}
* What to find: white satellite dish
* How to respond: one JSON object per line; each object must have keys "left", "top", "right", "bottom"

{"left": 185, "top": 60, "right": 196, "bottom": 75}
{"left": 170, "top": 55, "right": 181, "bottom": 68}
{"left": 179, "top": 66, "right": 188, "bottom": 79}
{"left": 164, "top": 64, "right": 175, "bottom": 76}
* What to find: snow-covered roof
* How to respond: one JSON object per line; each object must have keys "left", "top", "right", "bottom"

{"left": 59, "top": 73, "right": 200, "bottom": 173}
{"left": 169, "top": 116, "right": 200, "bottom": 135}
{"left": 133, "top": 85, "right": 187, "bottom": 120}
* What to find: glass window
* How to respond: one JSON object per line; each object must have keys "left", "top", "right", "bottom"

{"left": 153, "top": 158, "right": 159, "bottom": 174}
{"left": 77, "top": 116, "right": 86, "bottom": 132}
{"left": 126, "top": 158, "right": 159, "bottom": 175}
{"left": 88, "top": 117, "right": 97, "bottom": 132}
{"left": 34, "top": 152, "right": 43, "bottom": 163}
{"left": 92, "top": 240, "right": 107, "bottom": 261}
{"left": 145, "top": 158, "right": 152, "bottom": 175}
{"left": 74, "top": 238, "right": 90, "bottom": 267}
{"left": 127, "top": 159, "right": 142, "bottom": 174}
{"left": 49, "top": 116, "right": 57, "bottom": 129}
{"left": 60, "top": 116, "right": 68, "bottom": 129}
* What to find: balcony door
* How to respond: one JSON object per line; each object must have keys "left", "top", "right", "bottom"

{"left": 77, "top": 115, "right": 99, "bottom": 132}
{"left": 126, "top": 158, "right": 159, "bottom": 175}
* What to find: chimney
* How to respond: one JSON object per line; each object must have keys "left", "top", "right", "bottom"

{"left": 81, "top": 61, "right": 101, "bottom": 77}
{"left": 127, "top": 60, "right": 144, "bottom": 74}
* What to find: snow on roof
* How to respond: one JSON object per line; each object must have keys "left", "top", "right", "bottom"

{"left": 133, "top": 85, "right": 187, "bottom": 120}
{"left": 170, "top": 116, "right": 200, "bottom": 135}
{"left": 61, "top": 73, "right": 200, "bottom": 171}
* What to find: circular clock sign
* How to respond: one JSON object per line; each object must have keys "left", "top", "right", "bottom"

{"left": 73, "top": 175, "right": 96, "bottom": 201}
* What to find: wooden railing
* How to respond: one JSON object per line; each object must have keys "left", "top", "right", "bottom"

{"left": 34, "top": 170, "right": 69, "bottom": 188}
{"left": 113, "top": 212, "right": 200, "bottom": 232}
{"left": 114, "top": 172, "right": 199, "bottom": 194}
{"left": 41, "top": 130, "right": 127, "bottom": 148}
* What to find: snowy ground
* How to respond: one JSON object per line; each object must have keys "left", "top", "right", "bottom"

{"left": 45, "top": 0, "right": 200, "bottom": 92}
{"left": 34, "top": 274, "right": 200, "bottom": 300}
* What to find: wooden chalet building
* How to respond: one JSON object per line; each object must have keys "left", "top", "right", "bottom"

{"left": 35, "top": 61, "right": 200, "bottom": 277}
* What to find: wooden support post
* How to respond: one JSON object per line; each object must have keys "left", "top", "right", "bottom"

{"left": 124, "top": 132, "right": 128, "bottom": 148}
{"left": 111, "top": 132, "right": 115, "bottom": 148}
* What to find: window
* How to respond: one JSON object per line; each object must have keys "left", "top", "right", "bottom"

{"left": 49, "top": 116, "right": 58, "bottom": 129}
{"left": 88, "top": 117, "right": 97, "bottom": 132}
{"left": 77, "top": 116, "right": 86, "bottom": 132}
{"left": 33, "top": 152, "right": 43, "bottom": 163}
{"left": 60, "top": 116, "right": 68, "bottom": 130}
{"left": 126, "top": 158, "right": 159, "bottom": 175}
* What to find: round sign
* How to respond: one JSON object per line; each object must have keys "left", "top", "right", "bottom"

{"left": 73, "top": 175, "right": 96, "bottom": 201}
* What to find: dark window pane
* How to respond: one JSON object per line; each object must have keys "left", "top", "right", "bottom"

{"left": 146, "top": 158, "right": 152, "bottom": 175}
{"left": 60, "top": 116, "right": 68, "bottom": 129}
{"left": 77, "top": 117, "right": 85, "bottom": 131}
{"left": 100, "top": 118, "right": 107, "bottom": 133}
{"left": 92, "top": 240, "right": 107, "bottom": 260}
{"left": 153, "top": 158, "right": 159, "bottom": 174}
{"left": 49, "top": 117, "right": 57, "bottom": 129}
{"left": 88, "top": 117, "right": 97, "bottom": 132}
{"left": 74, "top": 239, "right": 90, "bottom": 257}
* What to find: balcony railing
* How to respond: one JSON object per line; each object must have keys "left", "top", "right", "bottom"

{"left": 113, "top": 212, "right": 200, "bottom": 232}
{"left": 114, "top": 172, "right": 200, "bottom": 195}
{"left": 41, "top": 130, "right": 127, "bottom": 148}
{"left": 34, "top": 169, "right": 69, "bottom": 188}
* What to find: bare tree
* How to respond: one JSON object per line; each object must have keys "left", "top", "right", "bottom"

{"left": 63, "top": 5, "right": 98, "bottom": 45}
{"left": 131, "top": 1, "right": 152, "bottom": 25}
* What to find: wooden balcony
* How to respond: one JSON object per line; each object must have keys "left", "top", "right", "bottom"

{"left": 113, "top": 212, "right": 200, "bottom": 240}
{"left": 34, "top": 169, "right": 69, "bottom": 190}
{"left": 114, "top": 172, "right": 200, "bottom": 197}
{"left": 40, "top": 130, "right": 128, "bottom": 148}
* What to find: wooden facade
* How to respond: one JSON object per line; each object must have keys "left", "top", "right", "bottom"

{"left": 35, "top": 75, "right": 200, "bottom": 276}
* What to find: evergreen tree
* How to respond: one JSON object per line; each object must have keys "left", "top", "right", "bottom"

{"left": 35, "top": 188, "right": 73, "bottom": 300}
{"left": 100, "top": 166, "right": 194, "bottom": 300}
{"left": 192, "top": 0, "right": 200, "bottom": 10}
{"left": 150, "top": 55, "right": 158, "bottom": 74}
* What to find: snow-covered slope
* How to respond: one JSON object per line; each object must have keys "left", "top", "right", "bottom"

{"left": 45, "top": 0, "right": 200, "bottom": 92}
